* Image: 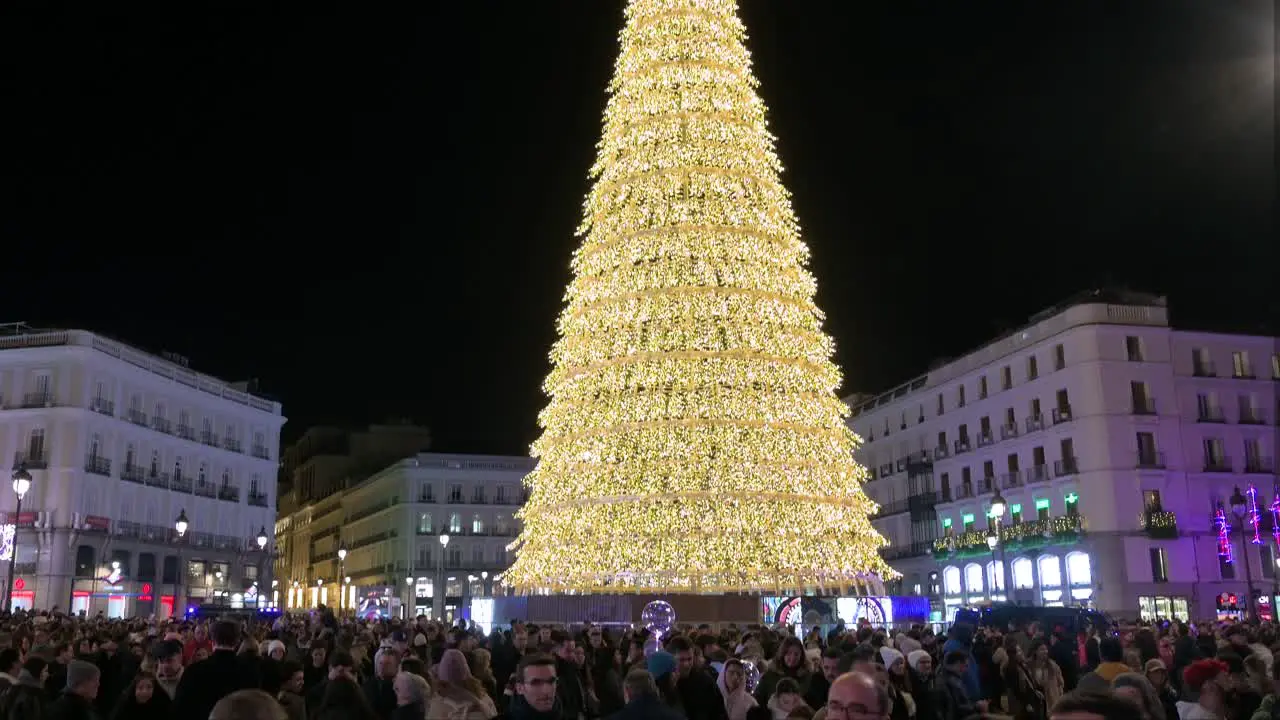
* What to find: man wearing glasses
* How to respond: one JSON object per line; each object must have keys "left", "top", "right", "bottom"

{"left": 823, "top": 672, "right": 890, "bottom": 720}
{"left": 509, "top": 654, "right": 561, "bottom": 719}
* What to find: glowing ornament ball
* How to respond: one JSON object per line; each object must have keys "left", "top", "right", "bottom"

{"left": 642, "top": 600, "right": 676, "bottom": 637}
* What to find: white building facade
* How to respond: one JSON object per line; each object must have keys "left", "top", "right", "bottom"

{"left": 0, "top": 326, "right": 284, "bottom": 616}
{"left": 849, "top": 292, "right": 1279, "bottom": 621}
{"left": 277, "top": 452, "right": 531, "bottom": 621}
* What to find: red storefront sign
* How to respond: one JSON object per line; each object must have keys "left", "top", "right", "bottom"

{"left": 1, "top": 512, "right": 37, "bottom": 526}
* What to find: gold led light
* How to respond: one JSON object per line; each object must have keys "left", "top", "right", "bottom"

{"left": 503, "top": 0, "right": 898, "bottom": 594}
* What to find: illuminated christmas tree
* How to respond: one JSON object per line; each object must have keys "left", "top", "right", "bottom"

{"left": 503, "top": 0, "right": 897, "bottom": 594}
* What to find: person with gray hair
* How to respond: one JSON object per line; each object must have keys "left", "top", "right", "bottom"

{"left": 393, "top": 671, "right": 430, "bottom": 718}
{"left": 1112, "top": 672, "right": 1167, "bottom": 720}
{"left": 618, "top": 668, "right": 683, "bottom": 719}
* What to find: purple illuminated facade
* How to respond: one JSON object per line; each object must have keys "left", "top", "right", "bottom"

{"left": 848, "top": 290, "right": 1279, "bottom": 620}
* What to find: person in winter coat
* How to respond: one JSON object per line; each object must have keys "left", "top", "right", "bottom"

{"left": 1076, "top": 638, "right": 1131, "bottom": 695}
{"left": 498, "top": 654, "right": 562, "bottom": 720}
{"left": 1144, "top": 660, "right": 1180, "bottom": 720}
{"left": 171, "top": 620, "right": 261, "bottom": 720}
{"left": 1027, "top": 639, "right": 1064, "bottom": 712}
{"left": 108, "top": 671, "right": 173, "bottom": 720}
{"left": 608, "top": 668, "right": 684, "bottom": 720}
{"left": 45, "top": 660, "right": 100, "bottom": 720}
{"left": 718, "top": 659, "right": 759, "bottom": 720}
{"left": 0, "top": 656, "right": 51, "bottom": 720}
{"left": 1177, "top": 659, "right": 1231, "bottom": 720}
{"left": 906, "top": 650, "right": 937, "bottom": 720}
{"left": 392, "top": 671, "right": 430, "bottom": 720}
{"left": 429, "top": 648, "right": 498, "bottom": 720}
{"left": 756, "top": 638, "right": 812, "bottom": 707}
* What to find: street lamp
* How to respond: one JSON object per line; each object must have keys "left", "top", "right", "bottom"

{"left": 256, "top": 527, "right": 268, "bottom": 550}
{"left": 405, "top": 576, "right": 414, "bottom": 619}
{"left": 336, "top": 545, "right": 347, "bottom": 614}
{"left": 5, "top": 465, "right": 32, "bottom": 612}
{"left": 173, "top": 510, "right": 188, "bottom": 618}
{"left": 435, "top": 534, "right": 450, "bottom": 621}
{"left": 1229, "top": 486, "right": 1258, "bottom": 620}
{"left": 988, "top": 490, "right": 1007, "bottom": 601}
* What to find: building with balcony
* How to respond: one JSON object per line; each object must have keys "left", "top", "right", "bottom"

{"left": 0, "top": 324, "right": 285, "bottom": 616}
{"left": 273, "top": 423, "right": 433, "bottom": 603}
{"left": 848, "top": 290, "right": 1279, "bottom": 621}
{"left": 276, "top": 452, "right": 531, "bottom": 621}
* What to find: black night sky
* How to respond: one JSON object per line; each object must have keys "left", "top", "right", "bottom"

{"left": 3, "top": 2, "right": 1275, "bottom": 454}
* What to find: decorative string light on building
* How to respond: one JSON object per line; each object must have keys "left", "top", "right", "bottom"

{"left": 1216, "top": 506, "right": 1234, "bottom": 561}
{"left": 1248, "top": 485, "right": 1262, "bottom": 544}
{"left": 501, "top": 0, "right": 895, "bottom": 594}
{"left": 1269, "top": 493, "right": 1280, "bottom": 546}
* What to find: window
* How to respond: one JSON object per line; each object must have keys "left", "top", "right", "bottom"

{"left": 418, "top": 513, "right": 432, "bottom": 534}
{"left": 1232, "top": 351, "right": 1252, "bottom": 378}
{"left": 1272, "top": 353, "right": 1280, "bottom": 380}
{"left": 1130, "top": 381, "right": 1154, "bottom": 414}
{"left": 1012, "top": 558, "right": 1034, "bottom": 589}
{"left": 958, "top": 424, "right": 969, "bottom": 444}
{"left": 1065, "top": 492, "right": 1079, "bottom": 516}
{"left": 1035, "top": 498, "right": 1051, "bottom": 522}
{"left": 936, "top": 394, "right": 945, "bottom": 415}
{"left": 1038, "top": 555, "right": 1062, "bottom": 587}
{"left": 1244, "top": 438, "right": 1263, "bottom": 470}
{"left": 1193, "top": 348, "right": 1214, "bottom": 376}
{"left": 1143, "top": 490, "right": 1163, "bottom": 512}
{"left": 471, "top": 514, "right": 484, "bottom": 534}
{"left": 89, "top": 433, "right": 103, "bottom": 459}
{"left": 1197, "top": 393, "right": 1221, "bottom": 421}
{"left": 982, "top": 461, "right": 994, "bottom": 491}
{"left": 964, "top": 564, "right": 984, "bottom": 595}
{"left": 986, "top": 562, "right": 1005, "bottom": 593}
{"left": 939, "top": 473, "right": 950, "bottom": 499}
{"left": 957, "top": 386, "right": 966, "bottom": 407}
{"left": 978, "top": 377, "right": 988, "bottom": 399}
{"left": 1054, "top": 344, "right": 1066, "bottom": 371}
{"left": 1150, "top": 548, "right": 1169, "bottom": 582}
{"left": 961, "top": 513, "right": 975, "bottom": 532}
{"left": 936, "top": 431, "right": 947, "bottom": 452}
{"left": 448, "top": 514, "right": 462, "bottom": 533}
{"left": 1125, "top": 336, "right": 1144, "bottom": 362}
{"left": 1001, "top": 366, "right": 1012, "bottom": 390}
{"left": 1031, "top": 398, "right": 1042, "bottom": 419}
{"left": 1220, "top": 554, "right": 1236, "bottom": 579}
{"left": 1065, "top": 552, "right": 1092, "bottom": 586}
{"left": 1027, "top": 355, "right": 1039, "bottom": 380}
{"left": 449, "top": 484, "right": 463, "bottom": 503}
{"left": 496, "top": 486, "right": 508, "bottom": 503}
{"left": 1264, "top": 546, "right": 1277, "bottom": 580}
{"left": 961, "top": 467, "right": 972, "bottom": 492}
{"left": 1010, "top": 503, "right": 1022, "bottom": 525}
{"left": 1204, "top": 438, "right": 1227, "bottom": 470}
{"left": 1137, "top": 432, "right": 1159, "bottom": 466}
{"left": 124, "top": 444, "right": 136, "bottom": 470}
{"left": 943, "top": 567, "right": 962, "bottom": 595}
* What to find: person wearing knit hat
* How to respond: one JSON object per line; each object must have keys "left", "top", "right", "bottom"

{"left": 264, "top": 640, "right": 287, "bottom": 661}
{"left": 907, "top": 649, "right": 932, "bottom": 674}
{"left": 647, "top": 650, "right": 678, "bottom": 680}
{"left": 880, "top": 647, "right": 905, "bottom": 672}
{"left": 46, "top": 659, "right": 100, "bottom": 718}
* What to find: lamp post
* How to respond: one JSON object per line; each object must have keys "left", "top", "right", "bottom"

{"left": 174, "top": 510, "right": 188, "bottom": 618}
{"left": 336, "top": 546, "right": 347, "bottom": 615}
{"left": 5, "top": 465, "right": 32, "bottom": 612}
{"left": 1230, "top": 486, "right": 1258, "bottom": 621}
{"left": 435, "top": 534, "right": 450, "bottom": 621}
{"left": 988, "top": 490, "right": 1007, "bottom": 602}
{"left": 255, "top": 527, "right": 268, "bottom": 609}
{"left": 405, "top": 576, "right": 414, "bottom": 620}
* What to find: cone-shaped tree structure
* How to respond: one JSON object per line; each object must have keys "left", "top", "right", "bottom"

{"left": 503, "top": 0, "right": 897, "bottom": 594}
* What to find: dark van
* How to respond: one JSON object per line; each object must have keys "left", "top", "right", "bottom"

{"left": 953, "top": 604, "right": 1112, "bottom": 635}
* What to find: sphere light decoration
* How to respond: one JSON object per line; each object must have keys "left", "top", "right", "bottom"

{"left": 641, "top": 600, "right": 676, "bottom": 637}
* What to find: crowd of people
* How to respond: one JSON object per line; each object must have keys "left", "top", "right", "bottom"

{"left": 0, "top": 606, "right": 1276, "bottom": 720}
